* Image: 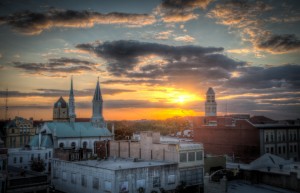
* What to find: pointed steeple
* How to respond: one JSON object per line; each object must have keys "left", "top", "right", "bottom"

{"left": 69, "top": 76, "right": 76, "bottom": 122}
{"left": 91, "top": 77, "right": 105, "bottom": 128}
{"left": 93, "top": 77, "right": 103, "bottom": 102}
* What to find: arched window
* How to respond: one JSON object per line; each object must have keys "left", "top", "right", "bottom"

{"left": 59, "top": 142, "right": 64, "bottom": 148}
{"left": 71, "top": 142, "right": 76, "bottom": 149}
{"left": 83, "top": 141, "right": 87, "bottom": 149}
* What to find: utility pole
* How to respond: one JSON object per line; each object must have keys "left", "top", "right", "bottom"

{"left": 5, "top": 88, "right": 8, "bottom": 120}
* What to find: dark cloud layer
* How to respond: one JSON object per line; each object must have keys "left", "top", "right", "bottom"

{"left": 0, "top": 88, "right": 135, "bottom": 98}
{"left": 226, "top": 64, "right": 300, "bottom": 89}
{"left": 13, "top": 57, "right": 99, "bottom": 77}
{"left": 0, "top": 9, "right": 156, "bottom": 35}
{"left": 256, "top": 34, "right": 300, "bottom": 54}
{"left": 76, "top": 40, "right": 245, "bottom": 85}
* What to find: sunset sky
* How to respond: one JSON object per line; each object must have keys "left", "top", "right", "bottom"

{"left": 0, "top": 0, "right": 300, "bottom": 120}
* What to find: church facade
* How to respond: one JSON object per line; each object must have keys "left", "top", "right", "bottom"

{"left": 30, "top": 77, "right": 112, "bottom": 154}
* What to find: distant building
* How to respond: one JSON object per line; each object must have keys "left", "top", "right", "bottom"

{"left": 194, "top": 116, "right": 260, "bottom": 163}
{"left": 5, "top": 116, "right": 36, "bottom": 148}
{"left": 51, "top": 158, "right": 178, "bottom": 193}
{"left": 256, "top": 122, "right": 300, "bottom": 161}
{"left": 8, "top": 147, "right": 53, "bottom": 172}
{"left": 205, "top": 87, "right": 217, "bottom": 117}
{"left": 29, "top": 78, "right": 112, "bottom": 154}
{"left": 194, "top": 115, "right": 300, "bottom": 162}
{"left": 110, "top": 131, "right": 204, "bottom": 190}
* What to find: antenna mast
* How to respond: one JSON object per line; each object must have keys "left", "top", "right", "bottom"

{"left": 5, "top": 88, "right": 8, "bottom": 120}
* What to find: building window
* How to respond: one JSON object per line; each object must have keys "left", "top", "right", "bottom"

{"left": 283, "top": 146, "right": 286, "bottom": 154}
{"left": 62, "top": 171, "right": 67, "bottom": 181}
{"left": 71, "top": 142, "right": 76, "bottom": 149}
{"left": 81, "top": 175, "right": 87, "bottom": 187}
{"left": 270, "top": 134, "right": 273, "bottom": 142}
{"left": 59, "top": 143, "right": 64, "bottom": 148}
{"left": 20, "top": 157, "right": 23, "bottom": 163}
{"left": 136, "top": 179, "right": 145, "bottom": 189}
{"left": 93, "top": 177, "right": 99, "bottom": 189}
{"left": 71, "top": 173, "right": 76, "bottom": 184}
{"left": 153, "top": 176, "right": 161, "bottom": 188}
{"left": 168, "top": 175, "right": 176, "bottom": 185}
{"left": 266, "top": 147, "right": 269, "bottom": 153}
{"left": 105, "top": 181, "right": 112, "bottom": 192}
{"left": 294, "top": 133, "right": 297, "bottom": 140}
{"left": 271, "top": 147, "right": 274, "bottom": 154}
{"left": 13, "top": 157, "right": 16, "bottom": 164}
{"left": 119, "top": 181, "right": 128, "bottom": 192}
{"left": 180, "top": 167, "right": 203, "bottom": 186}
{"left": 196, "top": 151, "right": 203, "bottom": 161}
{"left": 180, "top": 153, "right": 187, "bottom": 162}
{"left": 12, "top": 129, "right": 15, "bottom": 134}
{"left": 290, "top": 145, "right": 293, "bottom": 153}
{"left": 265, "top": 134, "right": 269, "bottom": 142}
{"left": 278, "top": 147, "right": 281, "bottom": 154}
{"left": 188, "top": 152, "right": 195, "bottom": 162}
{"left": 83, "top": 141, "right": 87, "bottom": 149}
{"left": 294, "top": 145, "right": 297, "bottom": 153}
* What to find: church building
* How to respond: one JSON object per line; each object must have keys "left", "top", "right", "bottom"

{"left": 30, "top": 77, "right": 112, "bottom": 154}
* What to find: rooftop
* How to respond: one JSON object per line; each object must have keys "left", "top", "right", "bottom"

{"left": 56, "top": 158, "right": 177, "bottom": 171}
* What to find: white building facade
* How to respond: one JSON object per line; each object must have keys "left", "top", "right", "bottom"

{"left": 8, "top": 148, "right": 53, "bottom": 172}
{"left": 52, "top": 158, "right": 178, "bottom": 193}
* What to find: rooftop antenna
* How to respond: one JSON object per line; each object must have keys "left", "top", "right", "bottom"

{"left": 5, "top": 88, "right": 8, "bottom": 120}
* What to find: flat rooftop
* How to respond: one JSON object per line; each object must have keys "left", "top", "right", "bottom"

{"left": 67, "top": 158, "right": 177, "bottom": 170}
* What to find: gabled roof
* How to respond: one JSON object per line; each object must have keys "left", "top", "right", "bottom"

{"left": 54, "top": 96, "right": 68, "bottom": 108}
{"left": 44, "top": 122, "right": 111, "bottom": 138}
{"left": 29, "top": 134, "right": 53, "bottom": 148}
{"left": 250, "top": 153, "right": 291, "bottom": 170}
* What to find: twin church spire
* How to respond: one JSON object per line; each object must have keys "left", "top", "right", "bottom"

{"left": 53, "top": 76, "right": 104, "bottom": 127}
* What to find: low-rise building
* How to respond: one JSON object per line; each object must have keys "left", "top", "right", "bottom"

{"left": 257, "top": 123, "right": 300, "bottom": 161}
{"left": 8, "top": 147, "right": 53, "bottom": 172}
{"left": 110, "top": 131, "right": 204, "bottom": 190}
{"left": 5, "top": 116, "right": 36, "bottom": 148}
{"left": 51, "top": 158, "right": 178, "bottom": 193}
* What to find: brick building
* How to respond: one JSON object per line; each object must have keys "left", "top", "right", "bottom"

{"left": 193, "top": 116, "right": 260, "bottom": 163}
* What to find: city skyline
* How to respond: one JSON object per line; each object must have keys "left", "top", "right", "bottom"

{"left": 0, "top": 0, "right": 300, "bottom": 120}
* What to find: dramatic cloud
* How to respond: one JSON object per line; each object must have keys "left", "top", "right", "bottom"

{"left": 76, "top": 40, "right": 246, "bottom": 87}
{"left": 225, "top": 64, "right": 300, "bottom": 89}
{"left": 208, "top": 0, "right": 300, "bottom": 54}
{"left": 156, "top": 0, "right": 213, "bottom": 23}
{"left": 13, "top": 57, "right": 100, "bottom": 76}
{"left": 255, "top": 34, "right": 300, "bottom": 54}
{"left": 0, "top": 9, "right": 156, "bottom": 35}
